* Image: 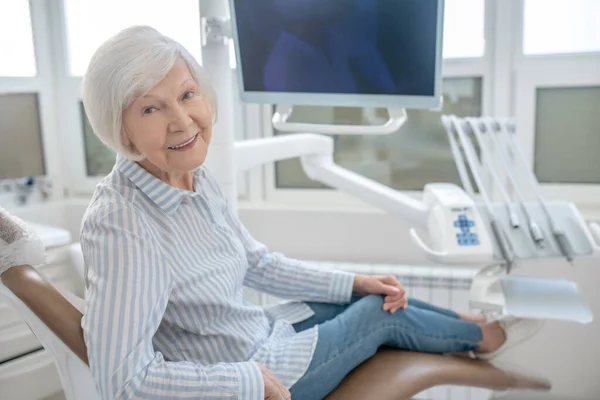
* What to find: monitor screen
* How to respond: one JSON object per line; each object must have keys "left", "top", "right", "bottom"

{"left": 0, "top": 93, "right": 46, "bottom": 179}
{"left": 230, "top": 0, "right": 444, "bottom": 109}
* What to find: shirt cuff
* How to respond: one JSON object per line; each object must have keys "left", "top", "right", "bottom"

{"left": 328, "top": 270, "right": 356, "bottom": 304}
{"left": 232, "top": 361, "right": 264, "bottom": 400}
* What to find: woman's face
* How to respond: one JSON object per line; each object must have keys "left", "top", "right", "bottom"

{"left": 122, "top": 58, "right": 213, "bottom": 175}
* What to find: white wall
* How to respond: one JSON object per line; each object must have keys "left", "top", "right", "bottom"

{"left": 239, "top": 206, "right": 426, "bottom": 263}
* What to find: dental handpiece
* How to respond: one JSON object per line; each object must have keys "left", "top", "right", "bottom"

{"left": 481, "top": 119, "right": 546, "bottom": 249}
{"left": 448, "top": 116, "right": 517, "bottom": 272}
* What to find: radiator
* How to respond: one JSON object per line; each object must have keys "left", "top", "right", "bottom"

{"left": 246, "top": 261, "right": 493, "bottom": 400}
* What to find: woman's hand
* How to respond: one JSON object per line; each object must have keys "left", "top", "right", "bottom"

{"left": 353, "top": 274, "right": 408, "bottom": 314}
{"left": 257, "top": 363, "right": 291, "bottom": 400}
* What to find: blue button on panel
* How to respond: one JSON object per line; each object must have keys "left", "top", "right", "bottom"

{"left": 455, "top": 212, "right": 479, "bottom": 247}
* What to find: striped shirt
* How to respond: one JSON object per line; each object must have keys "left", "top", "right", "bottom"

{"left": 80, "top": 155, "right": 356, "bottom": 400}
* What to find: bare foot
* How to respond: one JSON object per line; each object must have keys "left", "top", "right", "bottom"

{"left": 475, "top": 321, "right": 506, "bottom": 354}
{"left": 459, "top": 312, "right": 487, "bottom": 324}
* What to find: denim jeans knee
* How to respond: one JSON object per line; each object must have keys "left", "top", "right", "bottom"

{"left": 290, "top": 295, "right": 483, "bottom": 399}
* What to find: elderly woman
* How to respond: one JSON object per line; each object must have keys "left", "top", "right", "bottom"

{"left": 71, "top": 26, "right": 540, "bottom": 400}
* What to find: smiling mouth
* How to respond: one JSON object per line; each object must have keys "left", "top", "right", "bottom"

{"left": 168, "top": 133, "right": 199, "bottom": 150}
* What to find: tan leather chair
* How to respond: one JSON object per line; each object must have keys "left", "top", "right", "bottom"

{"left": 1, "top": 265, "right": 551, "bottom": 400}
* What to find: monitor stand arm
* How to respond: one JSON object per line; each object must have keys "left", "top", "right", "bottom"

{"left": 272, "top": 105, "right": 408, "bottom": 135}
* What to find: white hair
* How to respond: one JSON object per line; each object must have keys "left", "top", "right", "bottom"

{"left": 81, "top": 25, "right": 218, "bottom": 161}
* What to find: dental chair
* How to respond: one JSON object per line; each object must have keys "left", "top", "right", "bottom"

{"left": 0, "top": 264, "right": 551, "bottom": 400}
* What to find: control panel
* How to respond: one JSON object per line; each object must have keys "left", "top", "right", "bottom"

{"left": 410, "top": 183, "right": 494, "bottom": 265}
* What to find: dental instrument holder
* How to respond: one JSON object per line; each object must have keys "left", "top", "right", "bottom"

{"left": 442, "top": 115, "right": 597, "bottom": 323}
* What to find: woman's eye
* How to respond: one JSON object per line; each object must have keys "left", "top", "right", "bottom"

{"left": 182, "top": 91, "right": 195, "bottom": 100}
{"left": 143, "top": 107, "right": 156, "bottom": 115}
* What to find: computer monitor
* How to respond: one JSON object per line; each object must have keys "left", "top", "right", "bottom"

{"left": 0, "top": 93, "right": 46, "bottom": 179}
{"left": 229, "top": 0, "right": 444, "bottom": 109}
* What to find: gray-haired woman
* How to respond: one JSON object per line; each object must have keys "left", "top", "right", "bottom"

{"left": 2, "top": 25, "right": 541, "bottom": 400}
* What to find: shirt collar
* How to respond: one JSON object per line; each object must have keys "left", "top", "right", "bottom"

{"left": 116, "top": 155, "right": 202, "bottom": 214}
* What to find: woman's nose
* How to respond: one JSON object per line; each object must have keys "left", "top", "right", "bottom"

{"left": 168, "top": 104, "right": 193, "bottom": 132}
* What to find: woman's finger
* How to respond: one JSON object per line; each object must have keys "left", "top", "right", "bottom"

{"left": 393, "top": 299, "right": 408, "bottom": 313}
{"left": 383, "top": 300, "right": 401, "bottom": 311}
{"left": 385, "top": 292, "right": 407, "bottom": 304}
{"left": 391, "top": 297, "right": 409, "bottom": 313}
{"left": 379, "top": 276, "right": 406, "bottom": 292}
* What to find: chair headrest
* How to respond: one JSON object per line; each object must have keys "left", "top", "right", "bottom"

{"left": 1, "top": 265, "right": 89, "bottom": 365}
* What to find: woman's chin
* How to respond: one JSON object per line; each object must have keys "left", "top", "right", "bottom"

{"left": 139, "top": 146, "right": 207, "bottom": 176}
{"left": 169, "top": 144, "right": 208, "bottom": 169}
{"left": 175, "top": 153, "right": 207, "bottom": 172}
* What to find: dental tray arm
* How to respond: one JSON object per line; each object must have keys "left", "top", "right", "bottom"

{"left": 301, "top": 153, "right": 429, "bottom": 230}
{"left": 235, "top": 134, "right": 428, "bottom": 230}
{"left": 234, "top": 134, "right": 497, "bottom": 265}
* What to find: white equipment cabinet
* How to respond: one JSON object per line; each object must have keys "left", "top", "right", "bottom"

{"left": 0, "top": 223, "right": 76, "bottom": 400}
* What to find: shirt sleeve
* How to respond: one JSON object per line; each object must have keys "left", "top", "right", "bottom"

{"left": 81, "top": 201, "right": 264, "bottom": 400}
{"left": 203, "top": 173, "right": 355, "bottom": 304}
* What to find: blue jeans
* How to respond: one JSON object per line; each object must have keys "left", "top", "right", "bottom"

{"left": 289, "top": 295, "right": 482, "bottom": 399}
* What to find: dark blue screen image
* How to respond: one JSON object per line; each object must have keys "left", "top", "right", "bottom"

{"left": 233, "top": 0, "right": 440, "bottom": 96}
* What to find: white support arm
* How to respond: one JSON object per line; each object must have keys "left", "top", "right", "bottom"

{"left": 234, "top": 134, "right": 332, "bottom": 174}
{"left": 272, "top": 105, "right": 407, "bottom": 135}
{"left": 234, "top": 135, "right": 429, "bottom": 230}
{"left": 301, "top": 156, "right": 429, "bottom": 229}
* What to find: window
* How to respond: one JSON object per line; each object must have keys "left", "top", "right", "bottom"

{"left": 443, "top": 0, "right": 485, "bottom": 58}
{"left": 534, "top": 86, "right": 600, "bottom": 184}
{"left": 274, "top": 78, "right": 483, "bottom": 191}
{"left": 523, "top": 0, "right": 600, "bottom": 55}
{"left": 63, "top": 0, "right": 202, "bottom": 76}
{"left": 0, "top": 0, "right": 37, "bottom": 77}
{"left": 0, "top": 93, "right": 45, "bottom": 179}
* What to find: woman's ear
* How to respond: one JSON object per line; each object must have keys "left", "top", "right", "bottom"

{"left": 121, "top": 134, "right": 130, "bottom": 148}
{"left": 121, "top": 129, "right": 138, "bottom": 153}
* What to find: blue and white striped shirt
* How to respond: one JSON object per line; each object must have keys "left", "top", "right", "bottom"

{"left": 80, "top": 155, "right": 356, "bottom": 400}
